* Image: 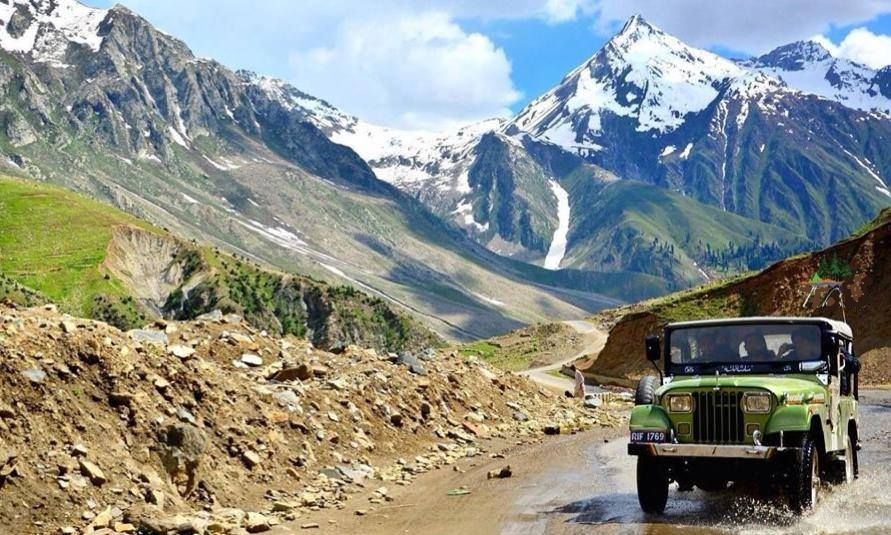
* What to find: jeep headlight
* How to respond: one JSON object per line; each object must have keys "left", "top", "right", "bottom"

{"left": 743, "top": 392, "right": 771, "bottom": 413}
{"left": 667, "top": 393, "right": 693, "bottom": 413}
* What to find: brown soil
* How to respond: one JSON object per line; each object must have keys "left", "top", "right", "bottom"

{"left": 0, "top": 304, "right": 621, "bottom": 534}
{"left": 586, "top": 217, "right": 891, "bottom": 385}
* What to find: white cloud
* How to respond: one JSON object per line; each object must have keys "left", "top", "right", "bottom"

{"left": 815, "top": 27, "right": 891, "bottom": 69}
{"left": 289, "top": 12, "right": 521, "bottom": 130}
{"left": 542, "top": 0, "right": 588, "bottom": 23}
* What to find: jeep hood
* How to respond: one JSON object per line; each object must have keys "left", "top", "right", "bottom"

{"left": 657, "top": 375, "right": 826, "bottom": 398}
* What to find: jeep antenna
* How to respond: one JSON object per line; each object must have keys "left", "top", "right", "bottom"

{"left": 802, "top": 280, "right": 846, "bottom": 323}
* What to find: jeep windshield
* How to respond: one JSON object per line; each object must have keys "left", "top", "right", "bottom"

{"left": 666, "top": 322, "right": 823, "bottom": 375}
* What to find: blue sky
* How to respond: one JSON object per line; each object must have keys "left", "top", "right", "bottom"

{"left": 84, "top": 1, "right": 891, "bottom": 130}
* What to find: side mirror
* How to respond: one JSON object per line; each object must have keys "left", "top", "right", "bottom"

{"left": 645, "top": 336, "right": 661, "bottom": 362}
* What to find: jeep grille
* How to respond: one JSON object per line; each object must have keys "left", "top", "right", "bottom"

{"left": 692, "top": 391, "right": 745, "bottom": 444}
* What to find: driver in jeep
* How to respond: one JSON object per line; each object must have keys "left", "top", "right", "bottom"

{"left": 778, "top": 328, "right": 820, "bottom": 360}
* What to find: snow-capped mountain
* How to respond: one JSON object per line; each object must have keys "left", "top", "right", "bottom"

{"left": 245, "top": 73, "right": 486, "bottom": 191}
{"left": 245, "top": 73, "right": 570, "bottom": 262}
{"left": 742, "top": 40, "right": 891, "bottom": 114}
{"left": 501, "top": 15, "right": 889, "bottom": 242}
{"left": 275, "top": 14, "right": 889, "bottom": 287}
{"left": 0, "top": 0, "right": 106, "bottom": 66}
{"left": 506, "top": 15, "right": 792, "bottom": 150}
{"left": 2, "top": 1, "right": 883, "bottom": 303}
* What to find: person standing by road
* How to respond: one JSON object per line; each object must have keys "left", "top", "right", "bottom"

{"left": 574, "top": 368, "right": 586, "bottom": 398}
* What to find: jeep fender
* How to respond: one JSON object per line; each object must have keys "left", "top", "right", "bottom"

{"left": 629, "top": 404, "right": 672, "bottom": 431}
{"left": 765, "top": 405, "right": 829, "bottom": 444}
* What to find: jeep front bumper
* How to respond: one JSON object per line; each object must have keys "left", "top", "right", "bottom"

{"left": 628, "top": 443, "right": 786, "bottom": 459}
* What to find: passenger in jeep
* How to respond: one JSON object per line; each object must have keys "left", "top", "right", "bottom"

{"left": 742, "top": 332, "right": 775, "bottom": 361}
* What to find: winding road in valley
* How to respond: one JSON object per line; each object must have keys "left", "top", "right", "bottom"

{"left": 520, "top": 320, "right": 607, "bottom": 392}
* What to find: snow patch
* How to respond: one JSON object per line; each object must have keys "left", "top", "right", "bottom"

{"left": 543, "top": 179, "right": 570, "bottom": 270}
{"left": 168, "top": 126, "right": 189, "bottom": 148}
{"left": 202, "top": 155, "right": 240, "bottom": 171}
{"left": 181, "top": 193, "right": 199, "bottom": 204}
{"left": 452, "top": 199, "right": 489, "bottom": 233}
{"left": 679, "top": 143, "right": 693, "bottom": 160}
{"left": 237, "top": 219, "right": 307, "bottom": 250}
{"left": 842, "top": 148, "right": 890, "bottom": 193}
{"left": 660, "top": 145, "right": 676, "bottom": 157}
{"left": 471, "top": 292, "right": 505, "bottom": 307}
{"left": 139, "top": 153, "right": 162, "bottom": 164}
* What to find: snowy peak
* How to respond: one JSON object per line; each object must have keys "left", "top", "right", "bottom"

{"left": 612, "top": 14, "right": 661, "bottom": 46}
{"left": 745, "top": 40, "right": 891, "bottom": 114}
{"left": 510, "top": 15, "right": 752, "bottom": 148}
{"left": 746, "top": 40, "right": 833, "bottom": 71}
{"left": 0, "top": 0, "right": 107, "bottom": 64}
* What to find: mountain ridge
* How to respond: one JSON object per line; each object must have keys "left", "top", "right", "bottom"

{"left": 0, "top": 0, "right": 627, "bottom": 341}
{"left": 0, "top": 4, "right": 887, "bottom": 339}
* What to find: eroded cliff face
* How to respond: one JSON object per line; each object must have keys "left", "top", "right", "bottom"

{"left": 102, "top": 225, "right": 194, "bottom": 315}
{"left": 100, "top": 225, "right": 440, "bottom": 353}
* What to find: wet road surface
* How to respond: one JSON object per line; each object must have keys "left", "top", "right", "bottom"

{"left": 503, "top": 389, "right": 891, "bottom": 535}
{"left": 301, "top": 390, "right": 891, "bottom": 534}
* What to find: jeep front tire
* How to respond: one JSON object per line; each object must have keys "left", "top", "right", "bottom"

{"left": 637, "top": 456, "right": 669, "bottom": 514}
{"left": 789, "top": 437, "right": 820, "bottom": 513}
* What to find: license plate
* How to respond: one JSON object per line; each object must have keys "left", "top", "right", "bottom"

{"left": 630, "top": 431, "right": 667, "bottom": 443}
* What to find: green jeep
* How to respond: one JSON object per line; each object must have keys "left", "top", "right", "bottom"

{"left": 627, "top": 317, "right": 860, "bottom": 514}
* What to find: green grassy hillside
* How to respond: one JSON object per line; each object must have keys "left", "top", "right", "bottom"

{"left": 562, "top": 171, "right": 815, "bottom": 289}
{"left": 0, "top": 176, "right": 154, "bottom": 325}
{"left": 0, "top": 176, "right": 440, "bottom": 351}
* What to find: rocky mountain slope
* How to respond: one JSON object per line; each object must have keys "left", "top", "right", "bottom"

{"left": 584, "top": 208, "right": 891, "bottom": 386}
{"left": 297, "top": 15, "right": 889, "bottom": 292}
{"left": 0, "top": 303, "right": 621, "bottom": 534}
{"left": 0, "top": 1, "right": 887, "bottom": 332}
{"left": 0, "top": 175, "right": 439, "bottom": 353}
{"left": 0, "top": 0, "right": 628, "bottom": 340}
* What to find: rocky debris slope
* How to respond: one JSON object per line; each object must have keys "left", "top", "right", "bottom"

{"left": 0, "top": 304, "right": 623, "bottom": 534}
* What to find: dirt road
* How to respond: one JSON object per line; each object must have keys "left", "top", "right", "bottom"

{"left": 520, "top": 320, "right": 607, "bottom": 391}
{"left": 298, "top": 389, "right": 891, "bottom": 534}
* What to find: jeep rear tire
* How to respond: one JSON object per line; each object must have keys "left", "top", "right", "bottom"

{"left": 789, "top": 437, "right": 820, "bottom": 513}
{"left": 634, "top": 375, "right": 659, "bottom": 405}
{"left": 637, "top": 456, "right": 669, "bottom": 514}
{"left": 827, "top": 435, "right": 856, "bottom": 485}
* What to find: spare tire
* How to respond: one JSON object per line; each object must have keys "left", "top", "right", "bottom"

{"left": 634, "top": 375, "right": 660, "bottom": 405}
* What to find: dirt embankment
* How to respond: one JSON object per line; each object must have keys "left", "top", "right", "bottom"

{"left": 586, "top": 217, "right": 891, "bottom": 385}
{"left": 0, "top": 303, "right": 622, "bottom": 535}
{"left": 102, "top": 225, "right": 193, "bottom": 315}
